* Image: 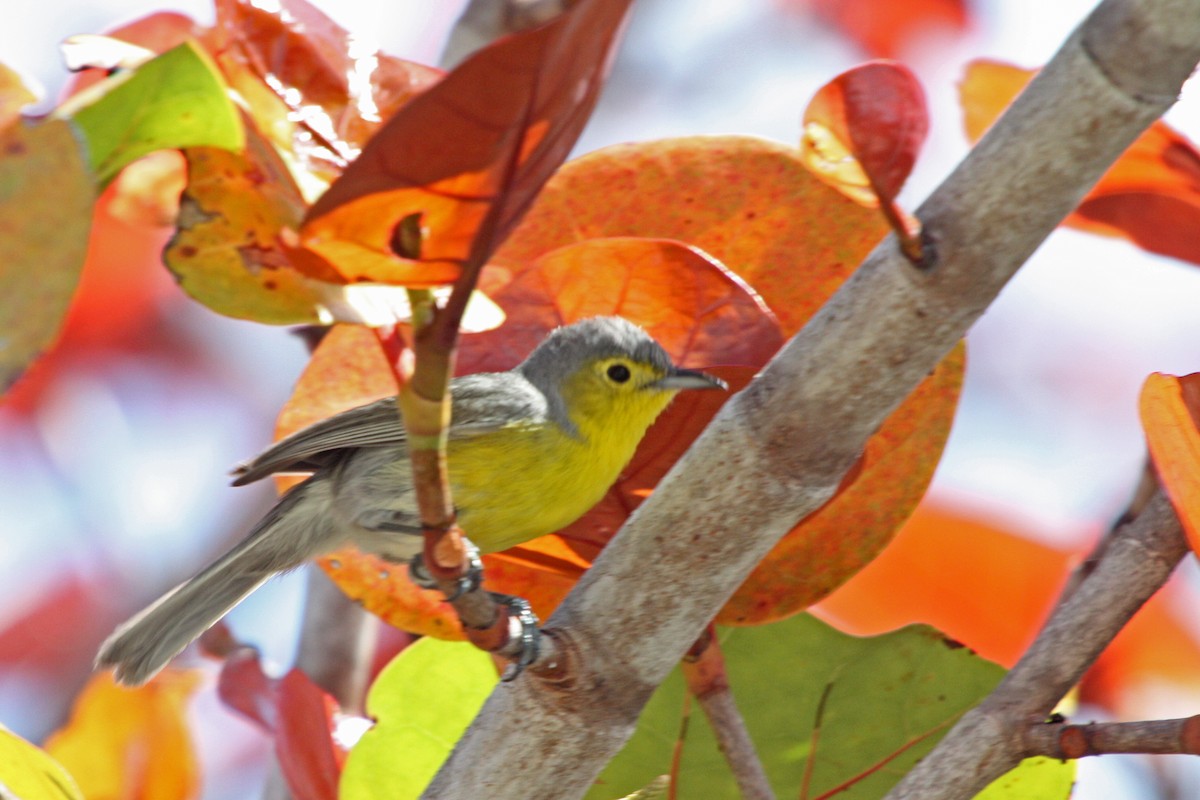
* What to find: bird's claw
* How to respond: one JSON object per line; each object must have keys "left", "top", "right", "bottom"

{"left": 407, "top": 539, "right": 483, "bottom": 601}
{"left": 492, "top": 593, "right": 540, "bottom": 682}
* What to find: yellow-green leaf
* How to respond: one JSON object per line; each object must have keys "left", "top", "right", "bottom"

{"left": 68, "top": 40, "right": 242, "bottom": 185}
{"left": 340, "top": 639, "right": 495, "bottom": 800}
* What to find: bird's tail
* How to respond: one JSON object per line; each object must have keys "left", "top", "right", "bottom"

{"left": 96, "top": 477, "right": 337, "bottom": 686}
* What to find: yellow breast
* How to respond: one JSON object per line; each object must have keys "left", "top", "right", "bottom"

{"left": 446, "top": 419, "right": 637, "bottom": 553}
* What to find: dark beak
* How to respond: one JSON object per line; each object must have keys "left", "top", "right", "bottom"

{"left": 653, "top": 366, "right": 727, "bottom": 391}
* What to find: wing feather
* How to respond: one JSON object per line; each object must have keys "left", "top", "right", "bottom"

{"left": 231, "top": 373, "right": 549, "bottom": 486}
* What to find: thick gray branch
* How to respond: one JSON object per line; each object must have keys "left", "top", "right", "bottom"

{"left": 423, "top": 0, "right": 1200, "bottom": 797}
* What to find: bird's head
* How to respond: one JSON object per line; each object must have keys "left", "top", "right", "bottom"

{"left": 519, "top": 317, "right": 726, "bottom": 440}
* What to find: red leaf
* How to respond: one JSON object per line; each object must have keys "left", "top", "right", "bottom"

{"left": 299, "top": 0, "right": 634, "bottom": 287}
{"left": 801, "top": 60, "right": 928, "bottom": 208}
{"left": 806, "top": 0, "right": 970, "bottom": 59}
{"left": 216, "top": 645, "right": 280, "bottom": 731}
{"left": 275, "top": 669, "right": 344, "bottom": 800}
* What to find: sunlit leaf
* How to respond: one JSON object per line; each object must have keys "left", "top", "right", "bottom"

{"left": 299, "top": 0, "right": 634, "bottom": 287}
{"left": 68, "top": 40, "right": 243, "bottom": 185}
{"left": 806, "top": 0, "right": 970, "bottom": 58}
{"left": 800, "top": 61, "right": 928, "bottom": 209}
{"left": 1140, "top": 372, "right": 1200, "bottom": 555}
{"left": 210, "top": 0, "right": 441, "bottom": 182}
{"left": 44, "top": 671, "right": 201, "bottom": 800}
{"left": 0, "top": 62, "right": 36, "bottom": 130}
{"left": 321, "top": 549, "right": 465, "bottom": 641}
{"left": 60, "top": 35, "right": 155, "bottom": 72}
{"left": 340, "top": 638, "right": 495, "bottom": 800}
{"left": 0, "top": 119, "right": 93, "bottom": 394}
{"left": 0, "top": 726, "right": 82, "bottom": 800}
{"left": 813, "top": 501, "right": 1078, "bottom": 667}
{"left": 961, "top": 59, "right": 1200, "bottom": 267}
{"left": 589, "top": 614, "right": 1072, "bottom": 799}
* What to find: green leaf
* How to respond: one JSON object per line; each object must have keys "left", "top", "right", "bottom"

{"left": 0, "top": 725, "right": 83, "bottom": 800}
{"left": 589, "top": 616, "right": 1073, "bottom": 800}
{"left": 976, "top": 757, "right": 1076, "bottom": 799}
{"left": 69, "top": 40, "right": 242, "bottom": 184}
{"left": 339, "top": 638, "right": 496, "bottom": 800}
{"left": 0, "top": 119, "right": 93, "bottom": 393}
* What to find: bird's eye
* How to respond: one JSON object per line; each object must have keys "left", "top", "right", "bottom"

{"left": 606, "top": 363, "right": 632, "bottom": 383}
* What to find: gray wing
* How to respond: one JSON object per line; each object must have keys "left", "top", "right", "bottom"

{"left": 231, "top": 373, "right": 549, "bottom": 487}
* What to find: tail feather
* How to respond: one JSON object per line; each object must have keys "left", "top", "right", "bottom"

{"left": 97, "top": 477, "right": 336, "bottom": 686}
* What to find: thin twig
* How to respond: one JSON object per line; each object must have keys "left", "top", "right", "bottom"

{"left": 1026, "top": 716, "right": 1200, "bottom": 759}
{"left": 681, "top": 630, "right": 775, "bottom": 800}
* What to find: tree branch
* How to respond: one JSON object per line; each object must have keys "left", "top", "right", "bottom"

{"left": 886, "top": 491, "right": 1188, "bottom": 798}
{"left": 1027, "top": 716, "right": 1200, "bottom": 759}
{"left": 422, "top": 0, "right": 1200, "bottom": 797}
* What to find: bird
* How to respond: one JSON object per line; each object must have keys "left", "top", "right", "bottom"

{"left": 96, "top": 316, "right": 726, "bottom": 685}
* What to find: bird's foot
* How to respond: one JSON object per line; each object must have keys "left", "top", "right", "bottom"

{"left": 407, "top": 539, "right": 483, "bottom": 601}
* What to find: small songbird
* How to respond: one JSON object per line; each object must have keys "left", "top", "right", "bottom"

{"left": 97, "top": 316, "right": 725, "bottom": 685}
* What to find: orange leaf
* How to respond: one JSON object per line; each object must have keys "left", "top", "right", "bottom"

{"left": 1140, "top": 372, "right": 1200, "bottom": 555}
{"left": 44, "top": 671, "right": 201, "bottom": 800}
{"left": 812, "top": 502, "right": 1078, "bottom": 667}
{"left": 806, "top": 0, "right": 970, "bottom": 59}
{"left": 719, "top": 343, "right": 964, "bottom": 626}
{"left": 801, "top": 60, "right": 928, "bottom": 208}
{"left": 320, "top": 549, "right": 464, "bottom": 641}
{"left": 961, "top": 59, "right": 1200, "bottom": 266}
{"left": 496, "top": 135, "right": 886, "bottom": 337}
{"left": 459, "top": 238, "right": 783, "bottom": 374}
{"left": 299, "top": 0, "right": 634, "bottom": 287}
